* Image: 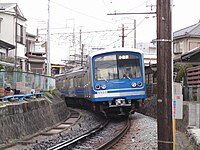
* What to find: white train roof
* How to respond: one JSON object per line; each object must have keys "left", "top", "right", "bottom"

{"left": 88, "top": 48, "right": 143, "bottom": 58}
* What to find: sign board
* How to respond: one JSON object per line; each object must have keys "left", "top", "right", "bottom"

{"left": 173, "top": 82, "right": 183, "bottom": 119}
{"left": 172, "top": 94, "right": 183, "bottom": 119}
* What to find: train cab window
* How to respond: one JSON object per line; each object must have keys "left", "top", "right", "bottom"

{"left": 118, "top": 55, "right": 141, "bottom": 79}
{"left": 94, "top": 54, "right": 141, "bottom": 81}
{"left": 94, "top": 55, "right": 118, "bottom": 81}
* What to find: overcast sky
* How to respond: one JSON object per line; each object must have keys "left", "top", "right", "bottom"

{"left": 1, "top": 0, "right": 200, "bottom": 63}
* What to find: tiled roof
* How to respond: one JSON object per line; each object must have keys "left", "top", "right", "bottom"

{"left": 0, "top": 3, "right": 16, "bottom": 10}
{"left": 174, "top": 47, "right": 200, "bottom": 63}
{"left": 173, "top": 21, "right": 200, "bottom": 39}
{"left": 0, "top": 3, "right": 26, "bottom": 21}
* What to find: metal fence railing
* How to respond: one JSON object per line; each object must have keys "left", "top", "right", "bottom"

{"left": 0, "top": 71, "right": 55, "bottom": 96}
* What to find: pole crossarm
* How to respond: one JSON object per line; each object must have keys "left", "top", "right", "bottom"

{"left": 107, "top": 12, "right": 156, "bottom": 15}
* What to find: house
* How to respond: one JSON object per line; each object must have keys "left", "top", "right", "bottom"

{"left": 25, "top": 33, "right": 46, "bottom": 74}
{"left": 0, "top": 3, "right": 27, "bottom": 71}
{"left": 136, "top": 42, "right": 157, "bottom": 66}
{"left": 173, "top": 21, "right": 200, "bottom": 100}
{"left": 145, "top": 21, "right": 200, "bottom": 97}
{"left": 173, "top": 21, "right": 200, "bottom": 57}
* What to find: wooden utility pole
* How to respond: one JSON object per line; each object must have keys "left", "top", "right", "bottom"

{"left": 157, "top": 0, "right": 173, "bottom": 149}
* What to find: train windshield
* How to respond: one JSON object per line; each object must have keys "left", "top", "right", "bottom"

{"left": 94, "top": 54, "right": 141, "bottom": 81}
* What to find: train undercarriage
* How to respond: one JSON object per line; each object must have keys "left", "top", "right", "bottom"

{"left": 65, "top": 97, "right": 144, "bottom": 116}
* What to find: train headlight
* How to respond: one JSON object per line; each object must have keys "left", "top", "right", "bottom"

{"left": 101, "top": 84, "right": 107, "bottom": 90}
{"left": 131, "top": 82, "right": 137, "bottom": 87}
{"left": 138, "top": 82, "right": 143, "bottom": 87}
{"left": 95, "top": 84, "right": 100, "bottom": 90}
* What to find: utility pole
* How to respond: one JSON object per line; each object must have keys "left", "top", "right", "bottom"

{"left": 120, "top": 24, "right": 126, "bottom": 47}
{"left": 134, "top": 19, "right": 136, "bottom": 48}
{"left": 79, "top": 29, "right": 82, "bottom": 61}
{"left": 122, "top": 24, "right": 125, "bottom": 47}
{"left": 157, "top": 0, "right": 173, "bottom": 149}
{"left": 81, "top": 44, "right": 84, "bottom": 66}
{"left": 47, "top": 0, "right": 51, "bottom": 76}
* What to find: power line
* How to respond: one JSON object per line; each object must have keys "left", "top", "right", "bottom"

{"left": 51, "top": 0, "right": 113, "bottom": 24}
{"left": 126, "top": 0, "right": 150, "bottom": 12}
{"left": 102, "top": 16, "right": 150, "bottom": 47}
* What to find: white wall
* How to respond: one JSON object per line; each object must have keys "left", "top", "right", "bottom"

{"left": 0, "top": 13, "right": 15, "bottom": 45}
{"left": 0, "top": 11, "right": 27, "bottom": 59}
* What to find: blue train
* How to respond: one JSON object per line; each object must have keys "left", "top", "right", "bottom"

{"left": 56, "top": 48, "right": 146, "bottom": 115}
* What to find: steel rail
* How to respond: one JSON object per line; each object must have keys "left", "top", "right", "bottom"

{"left": 97, "top": 118, "right": 131, "bottom": 150}
{"left": 48, "top": 119, "right": 109, "bottom": 150}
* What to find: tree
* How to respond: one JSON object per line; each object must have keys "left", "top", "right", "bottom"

{"left": 174, "top": 64, "right": 192, "bottom": 86}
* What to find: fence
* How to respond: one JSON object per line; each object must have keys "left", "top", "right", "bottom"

{"left": 146, "top": 83, "right": 157, "bottom": 97}
{"left": 0, "top": 71, "right": 55, "bottom": 96}
{"left": 146, "top": 83, "right": 200, "bottom": 101}
{"left": 183, "top": 86, "right": 200, "bottom": 101}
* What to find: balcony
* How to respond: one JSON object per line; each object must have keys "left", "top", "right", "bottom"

{"left": 0, "top": 56, "right": 20, "bottom": 67}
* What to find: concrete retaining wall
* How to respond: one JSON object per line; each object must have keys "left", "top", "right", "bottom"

{"left": 0, "top": 98, "right": 69, "bottom": 145}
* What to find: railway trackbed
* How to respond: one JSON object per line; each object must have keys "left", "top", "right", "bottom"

{"left": 3, "top": 109, "right": 80, "bottom": 150}
{"left": 49, "top": 117, "right": 130, "bottom": 150}
{"left": 2, "top": 108, "right": 130, "bottom": 150}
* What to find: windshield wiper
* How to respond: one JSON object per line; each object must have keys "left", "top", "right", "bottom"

{"left": 124, "top": 74, "right": 131, "bottom": 80}
{"left": 103, "top": 78, "right": 108, "bottom": 82}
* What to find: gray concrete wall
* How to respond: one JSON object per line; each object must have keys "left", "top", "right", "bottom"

{"left": 187, "top": 102, "right": 200, "bottom": 128}
{"left": 0, "top": 98, "right": 69, "bottom": 144}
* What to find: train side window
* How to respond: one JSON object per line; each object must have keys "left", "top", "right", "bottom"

{"left": 74, "top": 77, "right": 76, "bottom": 88}
{"left": 69, "top": 78, "right": 74, "bottom": 88}
{"left": 79, "top": 76, "right": 84, "bottom": 88}
{"left": 65, "top": 78, "right": 68, "bottom": 89}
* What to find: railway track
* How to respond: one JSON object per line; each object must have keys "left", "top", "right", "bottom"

{"left": 48, "top": 117, "right": 130, "bottom": 150}
{"left": 2, "top": 108, "right": 130, "bottom": 150}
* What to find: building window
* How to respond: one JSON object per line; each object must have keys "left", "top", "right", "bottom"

{"left": 17, "top": 23, "right": 26, "bottom": 45}
{"left": 0, "top": 52, "right": 5, "bottom": 58}
{"left": 174, "top": 42, "right": 182, "bottom": 54}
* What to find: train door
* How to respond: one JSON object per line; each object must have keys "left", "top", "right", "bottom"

{"left": 84, "top": 71, "right": 89, "bottom": 98}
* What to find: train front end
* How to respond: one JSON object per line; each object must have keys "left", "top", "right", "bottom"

{"left": 90, "top": 48, "right": 146, "bottom": 115}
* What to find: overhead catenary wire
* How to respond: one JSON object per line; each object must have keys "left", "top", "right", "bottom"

{"left": 102, "top": 16, "right": 150, "bottom": 47}
{"left": 126, "top": 0, "right": 151, "bottom": 12}
{"left": 50, "top": 0, "right": 113, "bottom": 24}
